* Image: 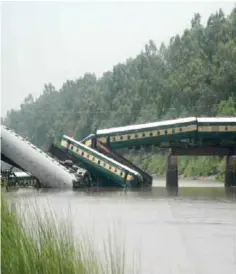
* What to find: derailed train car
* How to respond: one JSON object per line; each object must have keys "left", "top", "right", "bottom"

{"left": 1, "top": 125, "right": 77, "bottom": 188}
{"left": 59, "top": 135, "right": 144, "bottom": 187}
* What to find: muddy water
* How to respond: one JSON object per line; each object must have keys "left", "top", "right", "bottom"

{"left": 7, "top": 178, "right": 236, "bottom": 274}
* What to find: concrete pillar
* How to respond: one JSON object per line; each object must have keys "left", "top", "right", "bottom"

{"left": 166, "top": 155, "right": 178, "bottom": 188}
{"left": 225, "top": 156, "right": 236, "bottom": 188}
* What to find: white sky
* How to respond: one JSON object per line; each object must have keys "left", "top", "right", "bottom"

{"left": 1, "top": 1, "right": 235, "bottom": 117}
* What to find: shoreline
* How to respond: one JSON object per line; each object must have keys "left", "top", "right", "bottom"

{"left": 152, "top": 174, "right": 222, "bottom": 182}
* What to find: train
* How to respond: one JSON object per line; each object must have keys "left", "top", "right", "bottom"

{"left": 1, "top": 125, "right": 77, "bottom": 188}
{"left": 81, "top": 117, "right": 236, "bottom": 150}
{"left": 2, "top": 116, "right": 235, "bottom": 189}
{"left": 59, "top": 135, "right": 144, "bottom": 187}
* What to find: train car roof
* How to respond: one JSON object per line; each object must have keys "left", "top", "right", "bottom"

{"left": 197, "top": 117, "right": 236, "bottom": 123}
{"left": 81, "top": 134, "right": 95, "bottom": 143}
{"left": 62, "top": 135, "right": 140, "bottom": 175}
{"left": 96, "top": 117, "right": 197, "bottom": 135}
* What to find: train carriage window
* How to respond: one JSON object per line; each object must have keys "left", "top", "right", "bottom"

{"left": 98, "top": 160, "right": 101, "bottom": 165}
{"left": 172, "top": 129, "right": 175, "bottom": 134}
{"left": 76, "top": 148, "right": 79, "bottom": 153}
{"left": 120, "top": 136, "right": 123, "bottom": 140}
{"left": 115, "top": 169, "right": 117, "bottom": 173}
{"left": 127, "top": 135, "right": 130, "bottom": 140}
{"left": 142, "top": 133, "right": 145, "bottom": 137}
{"left": 87, "top": 154, "right": 90, "bottom": 159}
{"left": 149, "top": 132, "right": 153, "bottom": 137}
{"left": 92, "top": 157, "right": 95, "bottom": 161}
{"left": 120, "top": 172, "right": 123, "bottom": 176}
{"left": 225, "top": 126, "right": 228, "bottom": 131}
{"left": 157, "top": 131, "right": 160, "bottom": 136}
{"left": 112, "top": 137, "right": 116, "bottom": 142}
{"left": 164, "top": 130, "right": 168, "bottom": 135}
{"left": 180, "top": 128, "right": 183, "bottom": 132}
{"left": 135, "top": 134, "right": 138, "bottom": 138}
{"left": 104, "top": 163, "right": 106, "bottom": 167}
{"left": 81, "top": 152, "right": 84, "bottom": 156}
{"left": 109, "top": 166, "right": 111, "bottom": 170}
{"left": 71, "top": 145, "right": 74, "bottom": 150}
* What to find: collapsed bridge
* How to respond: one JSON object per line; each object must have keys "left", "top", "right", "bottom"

{"left": 53, "top": 117, "right": 236, "bottom": 188}
{"left": 1, "top": 117, "right": 236, "bottom": 188}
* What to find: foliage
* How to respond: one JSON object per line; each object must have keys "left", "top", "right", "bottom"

{"left": 2, "top": 6, "right": 236, "bottom": 176}
{"left": 1, "top": 194, "right": 96, "bottom": 274}
{"left": 1, "top": 194, "right": 138, "bottom": 274}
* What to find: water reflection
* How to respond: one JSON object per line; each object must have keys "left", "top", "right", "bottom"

{"left": 7, "top": 183, "right": 236, "bottom": 201}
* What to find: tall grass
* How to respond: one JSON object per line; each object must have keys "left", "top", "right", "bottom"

{"left": 1, "top": 194, "right": 140, "bottom": 274}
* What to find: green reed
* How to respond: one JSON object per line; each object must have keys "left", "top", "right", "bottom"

{"left": 1, "top": 194, "right": 140, "bottom": 274}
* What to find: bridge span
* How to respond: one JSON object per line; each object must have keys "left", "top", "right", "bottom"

{"left": 1, "top": 117, "right": 236, "bottom": 189}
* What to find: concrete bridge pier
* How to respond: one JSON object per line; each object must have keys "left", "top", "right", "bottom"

{"left": 166, "top": 154, "right": 178, "bottom": 189}
{"left": 225, "top": 156, "right": 236, "bottom": 188}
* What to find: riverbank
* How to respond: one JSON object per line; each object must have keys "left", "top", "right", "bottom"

{"left": 1, "top": 194, "right": 135, "bottom": 274}
{"left": 126, "top": 154, "right": 225, "bottom": 182}
{"left": 153, "top": 174, "right": 221, "bottom": 182}
{"left": 4, "top": 180, "right": 236, "bottom": 274}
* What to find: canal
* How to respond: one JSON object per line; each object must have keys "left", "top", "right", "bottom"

{"left": 6, "top": 178, "right": 236, "bottom": 274}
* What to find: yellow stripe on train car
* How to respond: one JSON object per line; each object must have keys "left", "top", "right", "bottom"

{"left": 226, "top": 125, "right": 236, "bottom": 132}
{"left": 198, "top": 126, "right": 211, "bottom": 132}
{"left": 66, "top": 142, "right": 125, "bottom": 177}
{"left": 98, "top": 137, "right": 107, "bottom": 143}
{"left": 198, "top": 125, "right": 236, "bottom": 132}
{"left": 109, "top": 125, "right": 198, "bottom": 142}
{"left": 186, "top": 125, "right": 197, "bottom": 132}
{"left": 61, "top": 140, "right": 68, "bottom": 147}
{"left": 85, "top": 139, "right": 92, "bottom": 147}
{"left": 127, "top": 174, "right": 134, "bottom": 181}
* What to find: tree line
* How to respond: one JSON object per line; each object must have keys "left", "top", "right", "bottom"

{"left": 3, "top": 7, "right": 236, "bottom": 178}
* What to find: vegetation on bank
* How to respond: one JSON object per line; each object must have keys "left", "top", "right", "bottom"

{"left": 2, "top": 6, "right": 236, "bottom": 178}
{"left": 125, "top": 153, "right": 226, "bottom": 180}
{"left": 1, "top": 195, "right": 135, "bottom": 274}
{"left": 2, "top": 196, "right": 93, "bottom": 274}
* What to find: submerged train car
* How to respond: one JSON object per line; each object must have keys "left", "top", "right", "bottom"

{"left": 96, "top": 117, "right": 198, "bottom": 149}
{"left": 59, "top": 135, "right": 143, "bottom": 187}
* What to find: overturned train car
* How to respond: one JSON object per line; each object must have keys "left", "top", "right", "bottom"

{"left": 1, "top": 125, "right": 77, "bottom": 188}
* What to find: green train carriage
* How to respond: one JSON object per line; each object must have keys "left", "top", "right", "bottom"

{"left": 81, "top": 134, "right": 96, "bottom": 148}
{"left": 59, "top": 135, "right": 143, "bottom": 187}
{"left": 196, "top": 117, "right": 236, "bottom": 147}
{"left": 84, "top": 117, "right": 236, "bottom": 150}
{"left": 96, "top": 117, "right": 198, "bottom": 149}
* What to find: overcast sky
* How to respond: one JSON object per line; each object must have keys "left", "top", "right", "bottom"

{"left": 1, "top": 1, "right": 235, "bottom": 117}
